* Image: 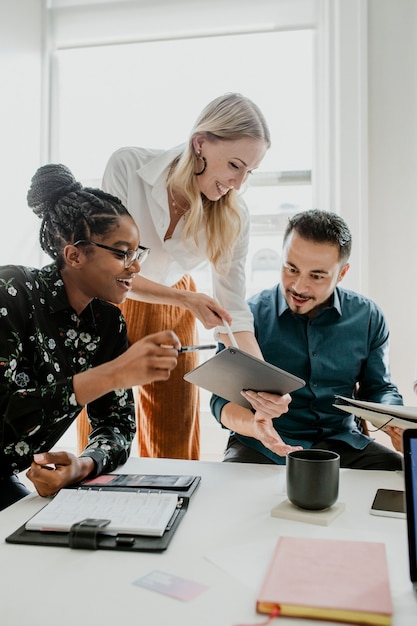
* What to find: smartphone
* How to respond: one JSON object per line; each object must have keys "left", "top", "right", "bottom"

{"left": 370, "top": 488, "right": 406, "bottom": 518}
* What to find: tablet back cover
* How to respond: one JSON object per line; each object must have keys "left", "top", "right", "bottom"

{"left": 184, "top": 347, "right": 305, "bottom": 408}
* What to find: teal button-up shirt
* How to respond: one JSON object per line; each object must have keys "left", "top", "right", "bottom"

{"left": 211, "top": 285, "right": 403, "bottom": 464}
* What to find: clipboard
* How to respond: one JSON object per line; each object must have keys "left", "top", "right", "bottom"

{"left": 334, "top": 396, "right": 417, "bottom": 431}
{"left": 5, "top": 474, "right": 201, "bottom": 553}
{"left": 184, "top": 347, "right": 305, "bottom": 409}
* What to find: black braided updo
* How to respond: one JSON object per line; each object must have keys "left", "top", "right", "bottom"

{"left": 27, "top": 163, "right": 131, "bottom": 268}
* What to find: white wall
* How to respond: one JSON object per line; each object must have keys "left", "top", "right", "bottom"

{"left": 0, "top": 0, "right": 43, "bottom": 267}
{"left": 1, "top": 0, "right": 416, "bottom": 404}
{"left": 368, "top": 0, "right": 417, "bottom": 404}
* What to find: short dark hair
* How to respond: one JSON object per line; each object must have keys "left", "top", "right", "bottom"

{"left": 27, "top": 163, "right": 131, "bottom": 268}
{"left": 283, "top": 209, "right": 352, "bottom": 262}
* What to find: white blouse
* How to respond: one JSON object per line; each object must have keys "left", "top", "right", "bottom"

{"left": 102, "top": 145, "right": 254, "bottom": 335}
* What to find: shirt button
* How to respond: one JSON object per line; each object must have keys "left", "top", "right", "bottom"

{"left": 312, "top": 351, "right": 317, "bottom": 356}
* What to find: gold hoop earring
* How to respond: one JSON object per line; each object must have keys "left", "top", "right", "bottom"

{"left": 194, "top": 151, "right": 207, "bottom": 176}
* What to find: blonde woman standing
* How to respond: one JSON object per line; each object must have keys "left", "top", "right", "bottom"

{"left": 77, "top": 93, "right": 271, "bottom": 459}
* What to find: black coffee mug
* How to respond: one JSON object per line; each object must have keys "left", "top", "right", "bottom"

{"left": 286, "top": 449, "right": 340, "bottom": 510}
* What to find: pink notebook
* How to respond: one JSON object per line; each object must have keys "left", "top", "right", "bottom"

{"left": 256, "top": 536, "right": 392, "bottom": 625}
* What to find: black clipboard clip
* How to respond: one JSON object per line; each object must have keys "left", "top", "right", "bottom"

{"left": 68, "top": 518, "right": 111, "bottom": 549}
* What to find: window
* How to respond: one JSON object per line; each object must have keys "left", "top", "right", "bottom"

{"left": 52, "top": 29, "right": 313, "bottom": 298}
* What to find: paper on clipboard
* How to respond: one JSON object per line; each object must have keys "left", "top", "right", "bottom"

{"left": 334, "top": 396, "right": 417, "bottom": 431}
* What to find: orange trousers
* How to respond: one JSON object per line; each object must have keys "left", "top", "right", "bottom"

{"left": 76, "top": 275, "right": 200, "bottom": 459}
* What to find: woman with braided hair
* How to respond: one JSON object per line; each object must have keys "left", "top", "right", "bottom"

{"left": 77, "top": 93, "right": 271, "bottom": 460}
{"left": 0, "top": 163, "right": 180, "bottom": 510}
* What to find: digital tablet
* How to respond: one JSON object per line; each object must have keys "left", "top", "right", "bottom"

{"left": 183, "top": 347, "right": 305, "bottom": 409}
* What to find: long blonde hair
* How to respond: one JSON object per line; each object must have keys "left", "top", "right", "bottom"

{"left": 167, "top": 93, "right": 271, "bottom": 273}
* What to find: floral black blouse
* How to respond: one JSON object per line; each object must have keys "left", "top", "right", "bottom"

{"left": 0, "top": 263, "right": 136, "bottom": 478}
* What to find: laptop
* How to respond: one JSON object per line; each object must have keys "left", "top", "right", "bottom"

{"left": 403, "top": 429, "right": 417, "bottom": 592}
{"left": 183, "top": 347, "right": 305, "bottom": 410}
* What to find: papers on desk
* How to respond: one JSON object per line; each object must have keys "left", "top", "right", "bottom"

{"left": 25, "top": 488, "right": 179, "bottom": 537}
{"left": 334, "top": 396, "right": 417, "bottom": 431}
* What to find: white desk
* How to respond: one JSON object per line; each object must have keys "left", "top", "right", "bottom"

{"left": 0, "top": 458, "right": 416, "bottom": 626}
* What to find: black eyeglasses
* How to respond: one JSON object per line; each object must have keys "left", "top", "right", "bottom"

{"left": 73, "top": 240, "right": 150, "bottom": 269}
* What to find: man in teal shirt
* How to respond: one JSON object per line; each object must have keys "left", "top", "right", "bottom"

{"left": 211, "top": 210, "right": 403, "bottom": 469}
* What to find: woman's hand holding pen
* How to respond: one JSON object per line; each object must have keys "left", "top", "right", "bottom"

{"left": 73, "top": 330, "right": 181, "bottom": 407}
{"left": 115, "top": 330, "right": 181, "bottom": 388}
{"left": 26, "top": 451, "right": 95, "bottom": 497}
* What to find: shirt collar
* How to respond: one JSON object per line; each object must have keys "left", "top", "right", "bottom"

{"left": 277, "top": 285, "right": 290, "bottom": 316}
{"left": 41, "top": 264, "right": 98, "bottom": 326}
{"left": 137, "top": 144, "right": 185, "bottom": 186}
{"left": 40, "top": 264, "right": 71, "bottom": 314}
{"left": 277, "top": 284, "right": 342, "bottom": 317}
{"left": 332, "top": 288, "right": 342, "bottom": 315}
{"left": 136, "top": 144, "right": 185, "bottom": 209}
